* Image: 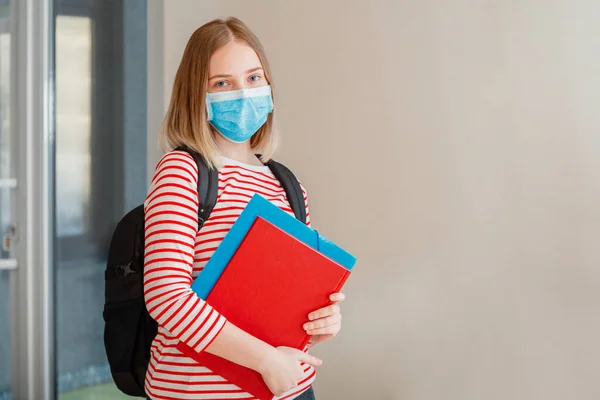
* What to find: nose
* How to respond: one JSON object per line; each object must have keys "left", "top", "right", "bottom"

{"left": 231, "top": 76, "right": 251, "bottom": 91}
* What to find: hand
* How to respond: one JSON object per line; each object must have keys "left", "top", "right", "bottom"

{"left": 258, "top": 346, "right": 322, "bottom": 397}
{"left": 305, "top": 293, "right": 345, "bottom": 346}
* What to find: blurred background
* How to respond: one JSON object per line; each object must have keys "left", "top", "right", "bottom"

{"left": 1, "top": 0, "right": 599, "bottom": 399}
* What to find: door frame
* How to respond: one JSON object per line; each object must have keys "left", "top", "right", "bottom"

{"left": 11, "top": 0, "right": 55, "bottom": 399}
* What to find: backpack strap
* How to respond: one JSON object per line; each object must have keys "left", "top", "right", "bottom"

{"left": 174, "top": 147, "right": 306, "bottom": 226}
{"left": 174, "top": 146, "right": 218, "bottom": 230}
{"left": 265, "top": 159, "right": 307, "bottom": 225}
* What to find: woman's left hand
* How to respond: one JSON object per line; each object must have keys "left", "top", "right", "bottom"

{"left": 304, "top": 293, "right": 345, "bottom": 347}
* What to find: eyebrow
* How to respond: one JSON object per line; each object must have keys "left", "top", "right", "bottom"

{"left": 208, "top": 67, "right": 264, "bottom": 80}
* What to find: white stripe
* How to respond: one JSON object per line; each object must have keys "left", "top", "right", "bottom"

{"left": 190, "top": 311, "right": 222, "bottom": 351}
{"left": 148, "top": 379, "right": 243, "bottom": 392}
{"left": 148, "top": 386, "right": 253, "bottom": 400}
{"left": 151, "top": 363, "right": 214, "bottom": 375}
{"left": 206, "top": 85, "right": 271, "bottom": 103}
{"left": 194, "top": 315, "right": 226, "bottom": 352}
{"left": 151, "top": 370, "right": 228, "bottom": 383}
{"left": 179, "top": 301, "right": 213, "bottom": 343}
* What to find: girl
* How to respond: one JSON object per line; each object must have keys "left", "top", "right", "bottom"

{"left": 143, "top": 17, "right": 345, "bottom": 400}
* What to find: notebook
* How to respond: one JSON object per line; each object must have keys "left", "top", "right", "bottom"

{"left": 191, "top": 193, "right": 356, "bottom": 300}
{"left": 176, "top": 216, "right": 353, "bottom": 399}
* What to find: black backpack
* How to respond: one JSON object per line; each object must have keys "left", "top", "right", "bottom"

{"left": 102, "top": 147, "right": 307, "bottom": 397}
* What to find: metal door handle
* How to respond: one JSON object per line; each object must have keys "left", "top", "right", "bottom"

{"left": 0, "top": 258, "right": 17, "bottom": 270}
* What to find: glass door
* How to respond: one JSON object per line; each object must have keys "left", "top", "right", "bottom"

{"left": 54, "top": 1, "right": 149, "bottom": 398}
{"left": 0, "top": 1, "right": 15, "bottom": 398}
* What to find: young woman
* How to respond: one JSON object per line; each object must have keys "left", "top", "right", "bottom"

{"left": 143, "top": 18, "right": 345, "bottom": 400}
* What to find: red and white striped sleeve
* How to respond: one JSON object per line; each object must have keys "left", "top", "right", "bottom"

{"left": 143, "top": 150, "right": 227, "bottom": 353}
{"left": 299, "top": 182, "right": 311, "bottom": 228}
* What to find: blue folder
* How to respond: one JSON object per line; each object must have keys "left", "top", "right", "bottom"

{"left": 191, "top": 193, "right": 357, "bottom": 299}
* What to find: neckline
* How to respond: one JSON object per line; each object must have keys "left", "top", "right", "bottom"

{"left": 220, "top": 155, "right": 271, "bottom": 172}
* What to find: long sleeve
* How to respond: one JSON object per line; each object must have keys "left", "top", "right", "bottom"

{"left": 143, "top": 151, "right": 227, "bottom": 353}
{"left": 299, "top": 182, "right": 311, "bottom": 228}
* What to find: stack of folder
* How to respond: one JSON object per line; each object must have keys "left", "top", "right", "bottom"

{"left": 176, "top": 194, "right": 357, "bottom": 400}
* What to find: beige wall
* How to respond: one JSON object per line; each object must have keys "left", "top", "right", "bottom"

{"left": 163, "top": 1, "right": 600, "bottom": 399}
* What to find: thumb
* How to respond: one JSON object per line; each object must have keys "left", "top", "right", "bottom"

{"left": 296, "top": 351, "right": 323, "bottom": 367}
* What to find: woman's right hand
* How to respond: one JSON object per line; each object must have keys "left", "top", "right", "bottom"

{"left": 258, "top": 346, "right": 322, "bottom": 397}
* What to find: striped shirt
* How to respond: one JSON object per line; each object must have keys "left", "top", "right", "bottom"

{"left": 143, "top": 150, "right": 314, "bottom": 400}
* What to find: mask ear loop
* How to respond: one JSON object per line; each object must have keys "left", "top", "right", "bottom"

{"left": 205, "top": 97, "right": 213, "bottom": 121}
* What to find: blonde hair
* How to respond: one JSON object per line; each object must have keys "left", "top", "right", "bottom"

{"left": 161, "top": 17, "right": 278, "bottom": 168}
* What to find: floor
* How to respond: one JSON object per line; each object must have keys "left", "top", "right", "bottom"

{"left": 59, "top": 383, "right": 135, "bottom": 400}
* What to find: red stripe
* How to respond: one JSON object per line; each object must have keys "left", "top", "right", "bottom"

{"left": 152, "top": 171, "right": 194, "bottom": 187}
{"left": 146, "top": 288, "right": 190, "bottom": 314}
{"left": 146, "top": 238, "right": 192, "bottom": 251}
{"left": 178, "top": 302, "right": 209, "bottom": 344}
{"left": 144, "top": 266, "right": 194, "bottom": 278}
{"left": 189, "top": 309, "right": 221, "bottom": 349}
{"left": 198, "top": 227, "right": 233, "bottom": 237}
{"left": 199, "top": 316, "right": 227, "bottom": 351}
{"left": 147, "top": 182, "right": 198, "bottom": 204}
{"left": 219, "top": 168, "right": 280, "bottom": 189}
{"left": 145, "top": 275, "right": 190, "bottom": 290}
{"left": 220, "top": 173, "right": 285, "bottom": 195}
{"left": 145, "top": 229, "right": 195, "bottom": 242}
{"left": 144, "top": 257, "right": 191, "bottom": 266}
{"left": 149, "top": 357, "right": 213, "bottom": 375}
{"left": 146, "top": 208, "right": 198, "bottom": 226}
{"left": 194, "top": 246, "right": 218, "bottom": 256}
{"left": 145, "top": 247, "right": 193, "bottom": 259}
{"left": 221, "top": 163, "right": 273, "bottom": 179}
{"left": 220, "top": 182, "right": 278, "bottom": 199}
{"left": 201, "top": 219, "right": 236, "bottom": 229}
{"left": 149, "top": 367, "right": 218, "bottom": 378}
{"left": 177, "top": 301, "right": 209, "bottom": 342}
{"left": 150, "top": 359, "right": 204, "bottom": 368}
{"left": 146, "top": 189, "right": 198, "bottom": 209}
{"left": 150, "top": 375, "right": 239, "bottom": 387}
{"left": 195, "top": 236, "right": 226, "bottom": 246}
{"left": 146, "top": 200, "right": 198, "bottom": 221}
{"left": 187, "top": 308, "right": 217, "bottom": 349}
{"left": 146, "top": 380, "right": 245, "bottom": 395}
{"left": 145, "top": 220, "right": 196, "bottom": 237}
{"left": 206, "top": 213, "right": 243, "bottom": 222}
{"left": 152, "top": 165, "right": 195, "bottom": 186}
{"left": 169, "top": 296, "right": 201, "bottom": 334}
{"left": 154, "top": 152, "right": 197, "bottom": 178}
{"left": 213, "top": 198, "right": 250, "bottom": 206}
{"left": 208, "top": 205, "right": 246, "bottom": 215}
{"left": 155, "top": 294, "right": 190, "bottom": 326}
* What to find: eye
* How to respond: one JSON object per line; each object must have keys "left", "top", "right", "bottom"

{"left": 215, "top": 81, "right": 228, "bottom": 88}
{"left": 249, "top": 75, "right": 261, "bottom": 83}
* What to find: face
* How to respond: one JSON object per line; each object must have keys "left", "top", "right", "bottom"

{"left": 208, "top": 40, "right": 268, "bottom": 93}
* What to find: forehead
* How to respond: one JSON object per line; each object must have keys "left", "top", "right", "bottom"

{"left": 209, "top": 40, "right": 262, "bottom": 75}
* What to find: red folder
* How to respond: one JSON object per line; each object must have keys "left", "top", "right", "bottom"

{"left": 176, "top": 217, "right": 351, "bottom": 399}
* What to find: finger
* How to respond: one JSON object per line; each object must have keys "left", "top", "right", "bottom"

{"left": 307, "top": 325, "right": 340, "bottom": 336}
{"left": 308, "top": 334, "right": 334, "bottom": 346}
{"left": 304, "top": 313, "right": 341, "bottom": 331}
{"left": 330, "top": 292, "right": 346, "bottom": 303}
{"left": 308, "top": 304, "right": 340, "bottom": 321}
{"left": 296, "top": 351, "right": 323, "bottom": 366}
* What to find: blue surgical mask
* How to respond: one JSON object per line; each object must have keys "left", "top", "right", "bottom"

{"left": 206, "top": 85, "right": 274, "bottom": 143}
